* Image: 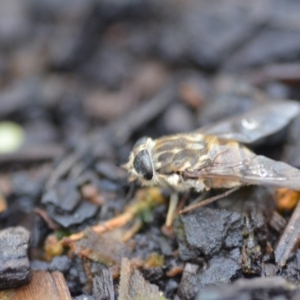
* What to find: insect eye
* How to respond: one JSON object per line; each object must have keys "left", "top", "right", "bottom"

{"left": 133, "top": 136, "right": 148, "bottom": 149}
{"left": 133, "top": 149, "right": 153, "bottom": 180}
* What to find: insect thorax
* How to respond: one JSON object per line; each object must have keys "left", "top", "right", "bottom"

{"left": 151, "top": 133, "right": 208, "bottom": 173}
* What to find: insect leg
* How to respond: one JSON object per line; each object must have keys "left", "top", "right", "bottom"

{"left": 166, "top": 192, "right": 179, "bottom": 228}
{"left": 180, "top": 187, "right": 240, "bottom": 214}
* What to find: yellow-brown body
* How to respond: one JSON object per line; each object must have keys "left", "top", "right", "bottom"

{"left": 124, "top": 100, "right": 300, "bottom": 221}
{"left": 125, "top": 133, "right": 255, "bottom": 192}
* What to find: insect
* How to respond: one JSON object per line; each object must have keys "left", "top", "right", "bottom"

{"left": 123, "top": 100, "right": 300, "bottom": 226}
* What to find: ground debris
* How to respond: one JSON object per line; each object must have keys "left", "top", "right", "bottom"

{"left": 275, "top": 199, "right": 300, "bottom": 267}
{"left": 224, "top": 28, "right": 300, "bottom": 70}
{"left": 197, "top": 78, "right": 266, "bottom": 128}
{"left": 175, "top": 187, "right": 273, "bottom": 262}
{"left": 283, "top": 114, "right": 300, "bottom": 169}
{"left": 1, "top": 0, "right": 300, "bottom": 297}
{"left": 118, "top": 257, "right": 166, "bottom": 300}
{"left": 42, "top": 179, "right": 99, "bottom": 228}
{"left": 174, "top": 186, "right": 275, "bottom": 298}
{"left": 0, "top": 226, "right": 31, "bottom": 289}
{"left": 62, "top": 187, "right": 165, "bottom": 244}
{"left": 92, "top": 268, "right": 114, "bottom": 300}
{"left": 42, "top": 180, "right": 81, "bottom": 212}
{"left": 158, "top": 0, "right": 266, "bottom": 70}
{"left": 178, "top": 256, "right": 241, "bottom": 300}
{"left": 196, "top": 277, "right": 299, "bottom": 300}
{"left": 31, "top": 255, "right": 72, "bottom": 275}
{"left": 175, "top": 206, "right": 244, "bottom": 260}
{"left": 268, "top": 210, "right": 286, "bottom": 233}
{"left": 249, "top": 63, "right": 300, "bottom": 87}
{"left": 45, "top": 84, "right": 176, "bottom": 189}
{"left": 0, "top": 144, "right": 64, "bottom": 164}
{"left": 68, "top": 229, "right": 131, "bottom": 268}
{"left": 0, "top": 271, "right": 72, "bottom": 300}
{"left": 46, "top": 201, "right": 99, "bottom": 228}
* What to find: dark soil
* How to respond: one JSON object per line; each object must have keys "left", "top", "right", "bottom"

{"left": 1, "top": 1, "right": 300, "bottom": 299}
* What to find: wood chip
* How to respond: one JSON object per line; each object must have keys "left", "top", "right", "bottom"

{"left": 0, "top": 271, "right": 72, "bottom": 300}
{"left": 118, "top": 258, "right": 166, "bottom": 300}
{"left": 92, "top": 268, "right": 115, "bottom": 300}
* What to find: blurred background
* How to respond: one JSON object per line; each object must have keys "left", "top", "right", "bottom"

{"left": 1, "top": 0, "right": 300, "bottom": 161}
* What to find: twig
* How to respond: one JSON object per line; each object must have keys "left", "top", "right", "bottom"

{"left": 0, "top": 144, "right": 63, "bottom": 164}
{"left": 62, "top": 188, "right": 165, "bottom": 245}
{"left": 274, "top": 197, "right": 300, "bottom": 267}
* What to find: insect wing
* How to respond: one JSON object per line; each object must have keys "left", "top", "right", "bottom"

{"left": 198, "top": 155, "right": 300, "bottom": 190}
{"left": 198, "top": 100, "right": 300, "bottom": 144}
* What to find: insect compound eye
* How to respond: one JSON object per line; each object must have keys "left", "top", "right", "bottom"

{"left": 133, "top": 149, "right": 153, "bottom": 180}
{"left": 133, "top": 136, "right": 148, "bottom": 149}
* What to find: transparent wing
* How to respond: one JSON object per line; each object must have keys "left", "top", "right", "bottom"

{"left": 193, "top": 155, "right": 300, "bottom": 190}
{"left": 198, "top": 100, "right": 300, "bottom": 144}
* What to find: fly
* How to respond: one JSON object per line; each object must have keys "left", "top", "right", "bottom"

{"left": 123, "top": 100, "right": 300, "bottom": 226}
